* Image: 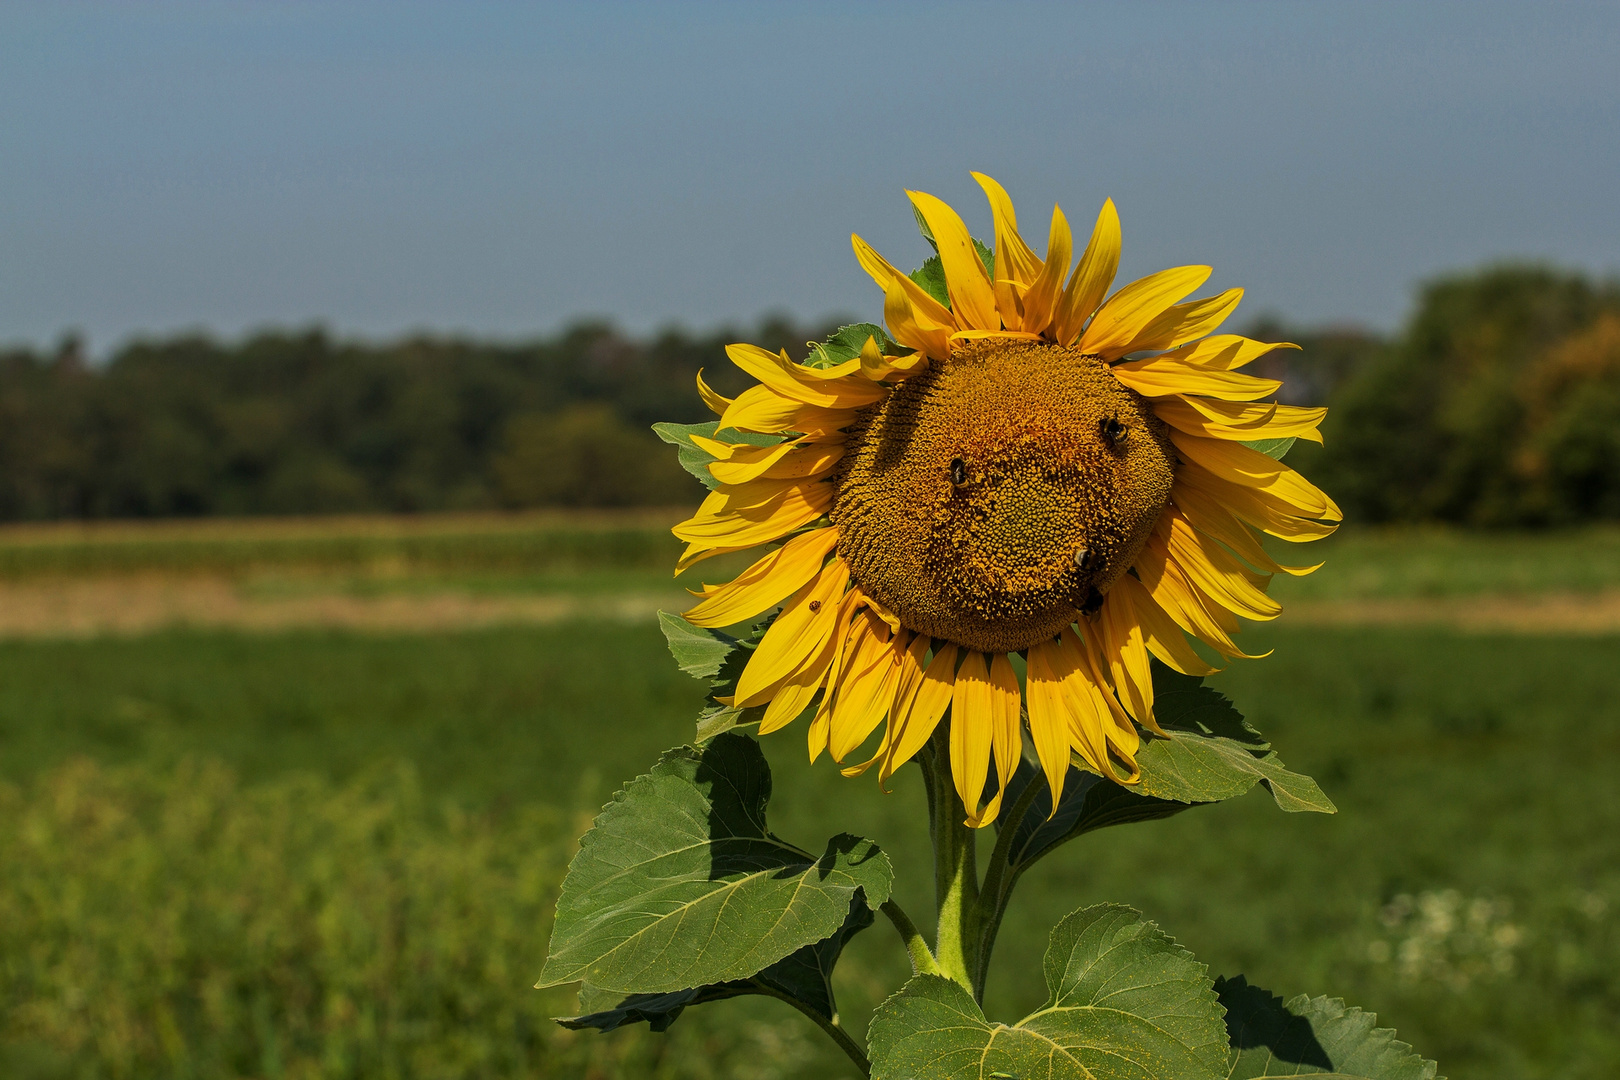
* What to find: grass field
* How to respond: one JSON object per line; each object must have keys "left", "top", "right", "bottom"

{"left": 1, "top": 514, "right": 1617, "bottom": 1079}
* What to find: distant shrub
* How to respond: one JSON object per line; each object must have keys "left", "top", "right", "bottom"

{"left": 493, "top": 405, "right": 690, "bottom": 508}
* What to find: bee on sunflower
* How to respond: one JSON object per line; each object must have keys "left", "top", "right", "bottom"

{"left": 670, "top": 174, "right": 1339, "bottom": 828}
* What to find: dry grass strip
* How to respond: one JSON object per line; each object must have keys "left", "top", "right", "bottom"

{"left": 0, "top": 576, "right": 682, "bottom": 638}
{"left": 0, "top": 575, "right": 1618, "bottom": 639}
{"left": 1284, "top": 591, "right": 1620, "bottom": 634}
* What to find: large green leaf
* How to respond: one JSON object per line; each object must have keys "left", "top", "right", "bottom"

{"left": 1216, "top": 976, "right": 1443, "bottom": 1080}
{"left": 653, "top": 421, "right": 781, "bottom": 491}
{"left": 869, "top": 905, "right": 1228, "bottom": 1080}
{"left": 538, "top": 734, "right": 892, "bottom": 995}
{"left": 559, "top": 897, "right": 874, "bottom": 1033}
{"left": 1133, "top": 667, "right": 1336, "bottom": 814}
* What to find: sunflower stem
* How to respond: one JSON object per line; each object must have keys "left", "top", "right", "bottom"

{"left": 922, "top": 722, "right": 981, "bottom": 996}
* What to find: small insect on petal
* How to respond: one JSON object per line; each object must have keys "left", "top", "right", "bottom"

{"left": 949, "top": 457, "right": 968, "bottom": 486}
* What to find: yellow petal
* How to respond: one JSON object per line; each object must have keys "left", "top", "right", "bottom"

{"left": 971, "top": 172, "right": 1042, "bottom": 326}
{"left": 696, "top": 369, "right": 732, "bottom": 415}
{"left": 734, "top": 557, "right": 850, "bottom": 706}
{"left": 806, "top": 587, "right": 877, "bottom": 761}
{"left": 1079, "top": 265, "right": 1211, "bottom": 359}
{"left": 1051, "top": 199, "right": 1121, "bottom": 346}
{"left": 949, "top": 651, "right": 994, "bottom": 822}
{"left": 1111, "top": 358, "right": 1283, "bottom": 401}
{"left": 1053, "top": 628, "right": 1132, "bottom": 783}
{"left": 853, "top": 233, "right": 958, "bottom": 357}
{"left": 1136, "top": 531, "right": 1263, "bottom": 660}
{"left": 1153, "top": 396, "right": 1326, "bottom": 445}
{"left": 718, "top": 383, "right": 860, "bottom": 436}
{"left": 683, "top": 527, "right": 839, "bottom": 628}
{"left": 707, "top": 439, "right": 845, "bottom": 485}
{"left": 1117, "top": 288, "right": 1244, "bottom": 355}
{"left": 966, "top": 653, "right": 1022, "bottom": 828}
{"left": 1096, "top": 588, "right": 1160, "bottom": 734}
{"left": 675, "top": 541, "right": 754, "bottom": 575}
{"left": 1176, "top": 460, "right": 1338, "bottom": 542}
{"left": 879, "top": 641, "right": 958, "bottom": 782}
{"left": 673, "top": 482, "right": 833, "bottom": 549}
{"left": 1017, "top": 204, "right": 1073, "bottom": 336}
{"left": 1107, "top": 572, "right": 1219, "bottom": 677}
{"left": 829, "top": 617, "right": 906, "bottom": 762}
{"left": 907, "top": 190, "right": 1000, "bottom": 331}
{"left": 879, "top": 277, "right": 950, "bottom": 359}
{"left": 1165, "top": 510, "right": 1282, "bottom": 621}
{"left": 1025, "top": 640, "right": 1076, "bottom": 811}
{"left": 725, "top": 343, "right": 886, "bottom": 409}
{"left": 844, "top": 632, "right": 930, "bottom": 781}
{"left": 1162, "top": 334, "right": 1298, "bottom": 371}
{"left": 1074, "top": 629, "right": 1142, "bottom": 778}
{"left": 758, "top": 623, "right": 841, "bottom": 735}
{"left": 1171, "top": 480, "right": 1321, "bottom": 576}
{"left": 1170, "top": 431, "right": 1342, "bottom": 521}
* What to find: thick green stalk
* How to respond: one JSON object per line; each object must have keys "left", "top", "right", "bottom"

{"left": 922, "top": 723, "right": 980, "bottom": 994}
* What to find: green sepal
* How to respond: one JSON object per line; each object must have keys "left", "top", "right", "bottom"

{"left": 657, "top": 610, "right": 772, "bottom": 740}
{"left": 804, "top": 322, "right": 903, "bottom": 369}
{"left": 1243, "top": 436, "right": 1297, "bottom": 460}
{"left": 656, "top": 610, "right": 744, "bottom": 680}
{"left": 538, "top": 734, "right": 893, "bottom": 995}
{"left": 1216, "top": 976, "right": 1444, "bottom": 1079}
{"left": 867, "top": 905, "right": 1228, "bottom": 1080}
{"left": 910, "top": 256, "right": 950, "bottom": 308}
{"left": 560, "top": 897, "right": 874, "bottom": 1033}
{"left": 905, "top": 220, "right": 996, "bottom": 310}
{"left": 653, "top": 421, "right": 782, "bottom": 491}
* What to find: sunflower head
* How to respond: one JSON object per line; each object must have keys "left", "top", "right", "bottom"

{"left": 670, "top": 174, "right": 1341, "bottom": 827}
{"left": 833, "top": 338, "right": 1175, "bottom": 654}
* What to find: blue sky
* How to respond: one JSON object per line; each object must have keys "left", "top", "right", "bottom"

{"left": 3, "top": 1, "right": 1617, "bottom": 354}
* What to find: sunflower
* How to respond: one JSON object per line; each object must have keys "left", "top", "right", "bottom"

{"left": 671, "top": 174, "right": 1339, "bottom": 827}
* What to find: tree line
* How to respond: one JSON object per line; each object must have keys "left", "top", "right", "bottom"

{"left": 2, "top": 262, "right": 1617, "bottom": 525}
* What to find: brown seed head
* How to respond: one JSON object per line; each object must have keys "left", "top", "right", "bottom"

{"left": 831, "top": 339, "right": 1174, "bottom": 653}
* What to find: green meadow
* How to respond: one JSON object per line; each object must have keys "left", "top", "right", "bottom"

{"left": 0, "top": 518, "right": 1616, "bottom": 1079}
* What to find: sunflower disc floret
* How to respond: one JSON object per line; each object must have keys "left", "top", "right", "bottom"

{"left": 833, "top": 340, "right": 1174, "bottom": 654}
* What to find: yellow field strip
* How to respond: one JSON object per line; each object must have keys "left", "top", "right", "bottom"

{"left": 0, "top": 575, "right": 1617, "bottom": 639}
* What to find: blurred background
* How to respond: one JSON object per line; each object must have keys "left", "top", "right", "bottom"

{"left": 1, "top": 3, "right": 1617, "bottom": 1078}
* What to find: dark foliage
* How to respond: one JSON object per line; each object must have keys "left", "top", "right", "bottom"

{"left": 7, "top": 262, "right": 1620, "bottom": 525}
{"left": 1300, "top": 264, "right": 1620, "bottom": 525}
{"left": 0, "top": 317, "right": 829, "bottom": 519}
